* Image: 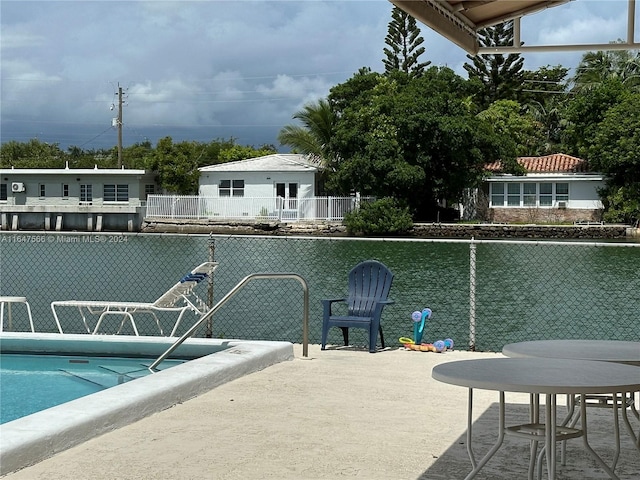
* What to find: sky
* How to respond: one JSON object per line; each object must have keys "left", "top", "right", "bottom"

{"left": 1, "top": 0, "right": 637, "bottom": 153}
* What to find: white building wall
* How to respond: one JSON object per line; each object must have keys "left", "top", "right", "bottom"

{"left": 1, "top": 169, "right": 156, "bottom": 231}
{"left": 569, "top": 180, "right": 605, "bottom": 209}
{"left": 2, "top": 172, "right": 154, "bottom": 207}
{"left": 199, "top": 171, "right": 315, "bottom": 198}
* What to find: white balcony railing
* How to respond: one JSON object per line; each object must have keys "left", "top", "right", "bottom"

{"left": 145, "top": 195, "right": 373, "bottom": 222}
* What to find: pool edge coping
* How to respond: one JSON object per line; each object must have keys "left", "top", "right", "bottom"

{"left": 0, "top": 333, "right": 294, "bottom": 476}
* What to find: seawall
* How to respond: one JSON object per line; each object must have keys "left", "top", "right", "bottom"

{"left": 141, "top": 218, "right": 638, "bottom": 240}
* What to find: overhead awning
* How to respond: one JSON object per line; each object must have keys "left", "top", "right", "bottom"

{"left": 390, "top": 0, "right": 639, "bottom": 55}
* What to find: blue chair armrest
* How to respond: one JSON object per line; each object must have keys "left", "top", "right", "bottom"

{"left": 321, "top": 298, "right": 346, "bottom": 317}
{"left": 322, "top": 297, "right": 347, "bottom": 304}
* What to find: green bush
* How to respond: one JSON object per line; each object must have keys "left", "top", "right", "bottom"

{"left": 343, "top": 197, "right": 413, "bottom": 235}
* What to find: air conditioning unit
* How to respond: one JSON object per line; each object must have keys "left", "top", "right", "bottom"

{"left": 11, "top": 182, "right": 25, "bottom": 193}
{"left": 557, "top": 201, "right": 567, "bottom": 209}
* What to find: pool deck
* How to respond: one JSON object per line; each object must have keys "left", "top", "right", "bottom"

{"left": 3, "top": 344, "right": 639, "bottom": 479}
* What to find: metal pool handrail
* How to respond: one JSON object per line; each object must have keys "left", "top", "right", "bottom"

{"left": 149, "top": 273, "right": 310, "bottom": 372}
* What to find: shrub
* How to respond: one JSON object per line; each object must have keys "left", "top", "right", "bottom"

{"left": 343, "top": 197, "right": 413, "bottom": 235}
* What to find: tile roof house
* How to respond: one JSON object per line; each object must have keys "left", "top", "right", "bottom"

{"left": 485, "top": 154, "right": 593, "bottom": 174}
{"left": 481, "top": 153, "right": 605, "bottom": 224}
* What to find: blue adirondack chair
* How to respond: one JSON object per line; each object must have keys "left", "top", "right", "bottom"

{"left": 321, "top": 260, "right": 394, "bottom": 353}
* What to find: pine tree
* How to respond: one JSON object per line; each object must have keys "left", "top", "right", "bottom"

{"left": 382, "top": 6, "right": 430, "bottom": 77}
{"left": 464, "top": 21, "right": 524, "bottom": 108}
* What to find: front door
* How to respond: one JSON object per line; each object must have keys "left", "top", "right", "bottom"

{"left": 275, "top": 183, "right": 298, "bottom": 209}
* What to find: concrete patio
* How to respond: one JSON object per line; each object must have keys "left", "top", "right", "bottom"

{"left": 3, "top": 345, "right": 639, "bottom": 479}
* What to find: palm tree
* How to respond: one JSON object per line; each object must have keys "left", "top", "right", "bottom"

{"left": 277, "top": 98, "right": 336, "bottom": 163}
{"left": 572, "top": 48, "right": 640, "bottom": 92}
{"left": 525, "top": 99, "right": 564, "bottom": 154}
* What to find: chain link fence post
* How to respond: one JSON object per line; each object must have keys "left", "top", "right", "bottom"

{"left": 469, "top": 237, "right": 477, "bottom": 351}
{"left": 205, "top": 233, "right": 215, "bottom": 338}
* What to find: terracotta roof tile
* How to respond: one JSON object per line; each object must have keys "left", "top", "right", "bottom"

{"left": 486, "top": 153, "right": 592, "bottom": 173}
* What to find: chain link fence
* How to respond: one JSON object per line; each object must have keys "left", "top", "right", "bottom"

{"left": 1, "top": 232, "right": 638, "bottom": 352}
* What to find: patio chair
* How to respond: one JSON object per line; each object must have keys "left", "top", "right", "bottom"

{"left": 321, "top": 260, "right": 394, "bottom": 353}
{"left": 51, "top": 262, "right": 217, "bottom": 336}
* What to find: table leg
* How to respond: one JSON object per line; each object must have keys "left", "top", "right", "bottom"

{"left": 544, "top": 394, "right": 557, "bottom": 480}
{"left": 464, "top": 390, "right": 506, "bottom": 480}
{"left": 467, "top": 388, "right": 476, "bottom": 469}
{"left": 561, "top": 394, "right": 578, "bottom": 465}
{"left": 580, "top": 393, "right": 621, "bottom": 480}
{"left": 631, "top": 392, "right": 640, "bottom": 421}
{"left": 620, "top": 391, "right": 640, "bottom": 453}
{"left": 529, "top": 394, "right": 540, "bottom": 480}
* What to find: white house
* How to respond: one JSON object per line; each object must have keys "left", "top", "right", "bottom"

{"left": 0, "top": 166, "right": 157, "bottom": 231}
{"left": 198, "top": 154, "right": 322, "bottom": 219}
{"left": 145, "top": 153, "right": 367, "bottom": 222}
{"left": 483, "top": 154, "right": 605, "bottom": 224}
{"left": 199, "top": 153, "right": 320, "bottom": 199}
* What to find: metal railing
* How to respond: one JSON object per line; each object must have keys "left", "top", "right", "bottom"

{"left": 145, "top": 195, "right": 373, "bottom": 222}
{"left": 148, "top": 272, "right": 310, "bottom": 371}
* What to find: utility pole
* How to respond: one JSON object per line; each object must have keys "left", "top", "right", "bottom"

{"left": 117, "top": 84, "right": 123, "bottom": 168}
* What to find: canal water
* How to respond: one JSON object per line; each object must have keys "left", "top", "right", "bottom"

{"left": 1, "top": 232, "right": 638, "bottom": 351}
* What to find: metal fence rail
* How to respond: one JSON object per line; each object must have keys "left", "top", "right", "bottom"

{"left": 145, "top": 195, "right": 373, "bottom": 222}
{"left": 1, "top": 232, "right": 638, "bottom": 352}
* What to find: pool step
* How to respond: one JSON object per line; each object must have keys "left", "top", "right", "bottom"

{"left": 60, "top": 364, "right": 150, "bottom": 389}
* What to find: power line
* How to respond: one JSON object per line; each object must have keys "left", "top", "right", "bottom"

{"left": 77, "top": 126, "right": 114, "bottom": 149}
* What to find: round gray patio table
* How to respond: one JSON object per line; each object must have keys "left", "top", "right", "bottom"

{"left": 503, "top": 339, "right": 640, "bottom": 472}
{"left": 503, "top": 340, "right": 640, "bottom": 366}
{"left": 432, "top": 357, "right": 640, "bottom": 480}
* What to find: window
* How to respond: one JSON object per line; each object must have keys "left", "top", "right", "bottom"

{"left": 80, "top": 184, "right": 93, "bottom": 202}
{"left": 556, "top": 183, "right": 569, "bottom": 202}
{"left": 490, "top": 183, "right": 504, "bottom": 207}
{"left": 219, "top": 179, "right": 244, "bottom": 197}
{"left": 219, "top": 180, "right": 230, "bottom": 196}
{"left": 104, "top": 184, "right": 128, "bottom": 202}
{"left": 116, "top": 184, "right": 129, "bottom": 201}
{"left": 144, "top": 184, "right": 155, "bottom": 197}
{"left": 507, "top": 183, "right": 520, "bottom": 206}
{"left": 62, "top": 184, "right": 69, "bottom": 198}
{"left": 491, "top": 181, "right": 571, "bottom": 208}
{"left": 288, "top": 183, "right": 298, "bottom": 208}
{"left": 539, "top": 183, "right": 553, "bottom": 206}
{"left": 232, "top": 180, "right": 244, "bottom": 197}
{"left": 0, "top": 184, "right": 6, "bottom": 201}
{"left": 523, "top": 183, "right": 537, "bottom": 206}
{"left": 39, "top": 184, "right": 46, "bottom": 197}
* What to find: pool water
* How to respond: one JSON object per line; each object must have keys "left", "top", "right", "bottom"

{"left": 0, "top": 354, "right": 185, "bottom": 424}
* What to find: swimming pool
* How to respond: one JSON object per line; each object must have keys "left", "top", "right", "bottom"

{"left": 1, "top": 353, "right": 185, "bottom": 424}
{"left": 0, "top": 332, "right": 294, "bottom": 475}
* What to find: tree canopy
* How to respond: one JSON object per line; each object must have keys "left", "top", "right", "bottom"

{"left": 587, "top": 91, "right": 640, "bottom": 224}
{"left": 0, "top": 137, "right": 276, "bottom": 194}
{"left": 326, "top": 68, "right": 508, "bottom": 220}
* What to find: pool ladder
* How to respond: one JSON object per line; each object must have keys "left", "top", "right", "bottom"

{"left": 149, "top": 273, "right": 309, "bottom": 372}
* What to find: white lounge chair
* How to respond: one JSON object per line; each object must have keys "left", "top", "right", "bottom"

{"left": 51, "top": 262, "right": 218, "bottom": 336}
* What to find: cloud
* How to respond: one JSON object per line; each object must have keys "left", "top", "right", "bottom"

{"left": 1, "top": 0, "right": 636, "bottom": 150}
